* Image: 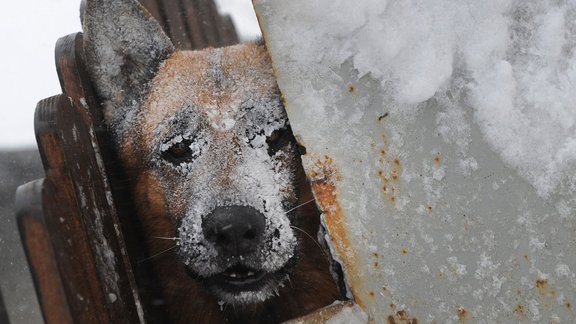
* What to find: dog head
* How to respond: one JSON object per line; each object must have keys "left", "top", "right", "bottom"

{"left": 83, "top": 0, "right": 302, "bottom": 305}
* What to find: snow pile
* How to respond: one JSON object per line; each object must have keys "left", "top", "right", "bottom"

{"left": 265, "top": 0, "right": 576, "bottom": 198}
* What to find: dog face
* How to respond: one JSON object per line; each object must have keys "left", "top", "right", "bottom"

{"left": 140, "top": 47, "right": 300, "bottom": 304}
{"left": 82, "top": 0, "right": 304, "bottom": 307}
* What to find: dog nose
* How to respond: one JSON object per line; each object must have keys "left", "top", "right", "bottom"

{"left": 202, "top": 206, "right": 266, "bottom": 256}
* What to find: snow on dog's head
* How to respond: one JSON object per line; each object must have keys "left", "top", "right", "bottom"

{"left": 138, "top": 45, "right": 300, "bottom": 304}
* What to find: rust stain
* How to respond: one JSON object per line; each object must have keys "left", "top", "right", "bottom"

{"left": 368, "top": 291, "right": 375, "bottom": 298}
{"left": 401, "top": 248, "right": 408, "bottom": 256}
{"left": 373, "top": 261, "right": 380, "bottom": 268}
{"left": 347, "top": 84, "right": 356, "bottom": 93}
{"left": 457, "top": 307, "right": 467, "bottom": 323}
{"left": 434, "top": 153, "right": 441, "bottom": 167}
{"left": 427, "top": 206, "right": 433, "bottom": 213}
{"left": 523, "top": 255, "right": 529, "bottom": 262}
{"left": 308, "top": 156, "right": 365, "bottom": 309}
{"left": 535, "top": 278, "right": 556, "bottom": 298}
{"left": 377, "top": 133, "right": 402, "bottom": 205}
{"left": 566, "top": 302, "right": 572, "bottom": 311}
{"left": 514, "top": 304, "right": 524, "bottom": 315}
{"left": 387, "top": 309, "right": 419, "bottom": 324}
{"left": 377, "top": 155, "right": 402, "bottom": 206}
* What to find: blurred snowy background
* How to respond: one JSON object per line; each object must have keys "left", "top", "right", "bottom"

{"left": 0, "top": 0, "right": 259, "bottom": 322}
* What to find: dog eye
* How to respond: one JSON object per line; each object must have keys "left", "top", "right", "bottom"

{"left": 266, "top": 128, "right": 292, "bottom": 156}
{"left": 162, "top": 139, "right": 193, "bottom": 164}
{"left": 160, "top": 135, "right": 203, "bottom": 165}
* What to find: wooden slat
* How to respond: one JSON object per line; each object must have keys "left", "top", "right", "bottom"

{"left": 140, "top": 0, "right": 239, "bottom": 50}
{"left": 218, "top": 14, "right": 239, "bottom": 46}
{"left": 54, "top": 33, "right": 144, "bottom": 323}
{"left": 17, "top": 95, "right": 112, "bottom": 323}
{"left": 182, "top": 0, "right": 209, "bottom": 49}
{"left": 195, "top": 0, "right": 224, "bottom": 47}
{"left": 162, "top": 0, "right": 194, "bottom": 49}
{"left": 16, "top": 179, "right": 73, "bottom": 324}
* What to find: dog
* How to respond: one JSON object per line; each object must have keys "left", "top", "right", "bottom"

{"left": 82, "top": 0, "right": 342, "bottom": 322}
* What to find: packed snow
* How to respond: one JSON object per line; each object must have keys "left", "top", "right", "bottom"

{"left": 260, "top": 0, "right": 576, "bottom": 198}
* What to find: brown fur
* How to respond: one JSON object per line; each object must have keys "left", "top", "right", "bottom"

{"left": 122, "top": 132, "right": 341, "bottom": 323}
{"left": 83, "top": 1, "right": 342, "bottom": 321}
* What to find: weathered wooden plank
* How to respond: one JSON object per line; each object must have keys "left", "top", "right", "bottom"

{"left": 179, "top": 0, "right": 208, "bottom": 49}
{"left": 161, "top": 0, "right": 194, "bottom": 49}
{"left": 54, "top": 33, "right": 144, "bottom": 323}
{"left": 195, "top": 0, "right": 224, "bottom": 47}
{"left": 218, "top": 15, "right": 239, "bottom": 46}
{"left": 16, "top": 179, "right": 73, "bottom": 324}
{"left": 24, "top": 95, "right": 112, "bottom": 323}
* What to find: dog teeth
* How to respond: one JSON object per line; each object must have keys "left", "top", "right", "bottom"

{"left": 224, "top": 271, "right": 256, "bottom": 279}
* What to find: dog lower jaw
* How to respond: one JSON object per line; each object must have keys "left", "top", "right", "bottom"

{"left": 188, "top": 262, "right": 294, "bottom": 306}
{"left": 212, "top": 272, "right": 290, "bottom": 305}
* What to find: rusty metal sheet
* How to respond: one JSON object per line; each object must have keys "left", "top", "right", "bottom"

{"left": 254, "top": 1, "right": 576, "bottom": 322}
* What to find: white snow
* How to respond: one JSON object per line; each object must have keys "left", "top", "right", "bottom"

{"left": 258, "top": 0, "right": 576, "bottom": 198}
{"left": 174, "top": 90, "right": 297, "bottom": 276}
{"left": 326, "top": 302, "right": 368, "bottom": 324}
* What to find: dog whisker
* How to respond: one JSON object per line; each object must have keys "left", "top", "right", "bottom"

{"left": 138, "top": 245, "right": 178, "bottom": 263}
{"left": 290, "top": 225, "right": 329, "bottom": 258}
{"left": 286, "top": 198, "right": 316, "bottom": 213}
{"left": 151, "top": 236, "right": 181, "bottom": 241}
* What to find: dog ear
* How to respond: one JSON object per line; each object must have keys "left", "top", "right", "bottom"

{"left": 82, "top": 0, "right": 175, "bottom": 130}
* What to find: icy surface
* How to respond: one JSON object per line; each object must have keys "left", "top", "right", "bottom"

{"left": 256, "top": 0, "right": 576, "bottom": 322}
{"left": 258, "top": 0, "right": 576, "bottom": 198}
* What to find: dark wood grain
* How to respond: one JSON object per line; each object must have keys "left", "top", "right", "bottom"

{"left": 17, "top": 95, "right": 112, "bottom": 324}
{"left": 16, "top": 179, "right": 73, "bottom": 324}
{"left": 16, "top": 1, "right": 240, "bottom": 322}
{"left": 54, "top": 33, "right": 143, "bottom": 323}
{"left": 138, "top": 0, "right": 238, "bottom": 50}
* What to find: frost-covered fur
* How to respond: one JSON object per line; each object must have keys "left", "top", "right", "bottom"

{"left": 82, "top": 0, "right": 340, "bottom": 322}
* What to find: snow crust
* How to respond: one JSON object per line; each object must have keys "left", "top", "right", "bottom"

{"left": 140, "top": 46, "right": 299, "bottom": 283}
{"left": 160, "top": 95, "right": 296, "bottom": 276}
{"left": 326, "top": 302, "right": 368, "bottom": 324}
{"left": 264, "top": 0, "right": 576, "bottom": 198}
